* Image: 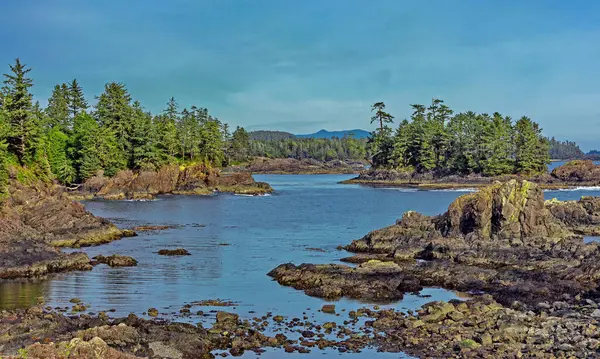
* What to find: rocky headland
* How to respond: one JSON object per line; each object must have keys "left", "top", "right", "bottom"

{"left": 0, "top": 174, "right": 135, "bottom": 280}
{"left": 269, "top": 179, "right": 600, "bottom": 357}
{"left": 70, "top": 164, "right": 272, "bottom": 201}
{"left": 343, "top": 160, "right": 600, "bottom": 190}
{"left": 227, "top": 157, "right": 366, "bottom": 175}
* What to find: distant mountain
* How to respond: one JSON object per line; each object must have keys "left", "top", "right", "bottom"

{"left": 249, "top": 130, "right": 295, "bottom": 141}
{"left": 295, "top": 129, "right": 371, "bottom": 139}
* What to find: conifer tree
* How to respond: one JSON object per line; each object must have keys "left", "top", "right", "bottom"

{"left": 71, "top": 113, "right": 102, "bottom": 180}
{"left": 46, "top": 83, "right": 70, "bottom": 130}
{"left": 46, "top": 127, "right": 76, "bottom": 183}
{"left": 156, "top": 97, "right": 180, "bottom": 159}
{"left": 229, "top": 126, "right": 250, "bottom": 162}
{"left": 130, "top": 101, "right": 161, "bottom": 170}
{"left": 68, "top": 79, "right": 88, "bottom": 118}
{"left": 95, "top": 82, "right": 132, "bottom": 169}
{"left": 2, "top": 58, "right": 40, "bottom": 164}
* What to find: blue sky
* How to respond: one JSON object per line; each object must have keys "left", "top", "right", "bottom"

{"left": 1, "top": 0, "right": 599, "bottom": 150}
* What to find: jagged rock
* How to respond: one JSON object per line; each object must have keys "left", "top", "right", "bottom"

{"left": 272, "top": 180, "right": 600, "bottom": 310}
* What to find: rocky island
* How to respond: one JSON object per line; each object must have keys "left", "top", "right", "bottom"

{"left": 344, "top": 160, "right": 600, "bottom": 190}
{"left": 270, "top": 179, "right": 600, "bottom": 357}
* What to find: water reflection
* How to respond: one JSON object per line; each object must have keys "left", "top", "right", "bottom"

{"left": 0, "top": 280, "right": 45, "bottom": 309}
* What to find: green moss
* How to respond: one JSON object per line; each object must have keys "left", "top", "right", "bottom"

{"left": 51, "top": 227, "right": 135, "bottom": 248}
{"left": 458, "top": 339, "right": 481, "bottom": 349}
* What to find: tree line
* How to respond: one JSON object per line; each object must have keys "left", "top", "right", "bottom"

{"left": 248, "top": 136, "right": 367, "bottom": 162}
{"left": 548, "top": 138, "right": 585, "bottom": 160}
{"left": 0, "top": 58, "right": 252, "bottom": 196}
{"left": 368, "top": 99, "right": 551, "bottom": 176}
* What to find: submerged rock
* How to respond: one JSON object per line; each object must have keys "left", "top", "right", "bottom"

{"left": 157, "top": 248, "right": 191, "bottom": 256}
{"left": 93, "top": 254, "right": 138, "bottom": 267}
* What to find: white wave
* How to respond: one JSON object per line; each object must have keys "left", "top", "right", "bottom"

{"left": 431, "top": 188, "right": 477, "bottom": 192}
{"left": 546, "top": 186, "right": 600, "bottom": 192}
{"left": 235, "top": 193, "right": 272, "bottom": 197}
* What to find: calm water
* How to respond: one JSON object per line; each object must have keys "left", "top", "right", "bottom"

{"left": 2, "top": 174, "right": 600, "bottom": 357}
{"left": 548, "top": 160, "right": 600, "bottom": 171}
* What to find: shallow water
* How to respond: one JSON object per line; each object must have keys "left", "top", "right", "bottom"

{"left": 2, "top": 174, "right": 600, "bottom": 357}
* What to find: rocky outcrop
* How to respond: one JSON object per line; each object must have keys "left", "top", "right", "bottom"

{"left": 271, "top": 180, "right": 600, "bottom": 308}
{"left": 0, "top": 175, "right": 134, "bottom": 279}
{"left": 267, "top": 179, "right": 600, "bottom": 356}
{"left": 230, "top": 158, "right": 365, "bottom": 174}
{"left": 551, "top": 160, "right": 600, "bottom": 183}
{"left": 344, "top": 160, "right": 600, "bottom": 189}
{"left": 73, "top": 164, "right": 272, "bottom": 200}
{"left": 546, "top": 196, "right": 600, "bottom": 235}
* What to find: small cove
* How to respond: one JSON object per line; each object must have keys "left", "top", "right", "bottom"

{"left": 2, "top": 174, "right": 600, "bottom": 357}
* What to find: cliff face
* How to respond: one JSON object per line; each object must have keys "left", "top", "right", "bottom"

{"left": 75, "top": 164, "right": 272, "bottom": 200}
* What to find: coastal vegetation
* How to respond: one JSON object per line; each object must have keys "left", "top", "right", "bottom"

{"left": 0, "top": 58, "right": 254, "bottom": 198}
{"left": 248, "top": 136, "right": 367, "bottom": 162}
{"left": 367, "top": 99, "right": 551, "bottom": 176}
{"left": 548, "top": 138, "right": 585, "bottom": 160}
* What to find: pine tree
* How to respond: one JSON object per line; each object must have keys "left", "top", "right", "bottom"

{"left": 95, "top": 82, "right": 132, "bottom": 168}
{"left": 2, "top": 58, "right": 40, "bottom": 164}
{"left": 68, "top": 79, "right": 88, "bottom": 118}
{"left": 46, "top": 83, "right": 70, "bottom": 130}
{"left": 71, "top": 113, "right": 102, "bottom": 180}
{"left": 370, "top": 102, "right": 394, "bottom": 133}
{"left": 46, "top": 127, "right": 76, "bottom": 183}
{"left": 130, "top": 101, "right": 161, "bottom": 170}
{"left": 156, "top": 97, "right": 180, "bottom": 159}
{"left": 514, "top": 116, "right": 540, "bottom": 174}
{"left": 199, "top": 116, "right": 226, "bottom": 166}
{"left": 229, "top": 126, "right": 250, "bottom": 162}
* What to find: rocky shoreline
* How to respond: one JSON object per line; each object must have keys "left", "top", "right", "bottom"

{"left": 0, "top": 177, "right": 136, "bottom": 280}
{"left": 0, "top": 163, "right": 271, "bottom": 280}
{"left": 3, "top": 167, "right": 600, "bottom": 357}
{"left": 342, "top": 160, "right": 600, "bottom": 190}
{"left": 70, "top": 164, "right": 272, "bottom": 200}
{"left": 227, "top": 157, "right": 366, "bottom": 175}
{"left": 269, "top": 179, "right": 600, "bottom": 357}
